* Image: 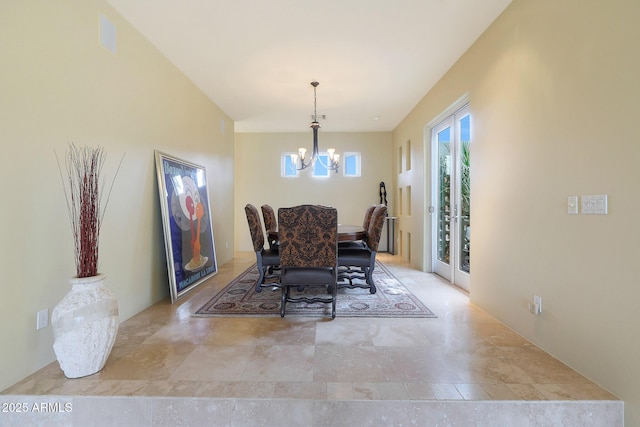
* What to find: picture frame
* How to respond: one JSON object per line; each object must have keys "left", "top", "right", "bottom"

{"left": 154, "top": 151, "right": 218, "bottom": 303}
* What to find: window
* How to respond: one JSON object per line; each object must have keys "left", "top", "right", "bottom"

{"left": 281, "top": 151, "right": 356, "bottom": 177}
{"left": 343, "top": 152, "right": 361, "bottom": 177}
{"left": 281, "top": 153, "right": 299, "bottom": 177}
{"left": 312, "top": 154, "right": 331, "bottom": 177}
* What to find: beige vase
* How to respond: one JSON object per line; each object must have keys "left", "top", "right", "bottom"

{"left": 51, "top": 274, "right": 119, "bottom": 378}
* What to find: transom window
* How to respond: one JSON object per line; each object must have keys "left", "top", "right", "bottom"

{"left": 281, "top": 153, "right": 299, "bottom": 177}
{"left": 343, "top": 152, "right": 361, "bottom": 177}
{"left": 312, "top": 154, "right": 331, "bottom": 177}
{"left": 281, "top": 151, "right": 362, "bottom": 177}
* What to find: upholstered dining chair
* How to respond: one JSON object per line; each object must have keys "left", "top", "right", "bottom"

{"left": 337, "top": 204, "right": 387, "bottom": 294}
{"left": 338, "top": 204, "right": 377, "bottom": 250}
{"left": 260, "top": 204, "right": 279, "bottom": 250}
{"left": 278, "top": 204, "right": 338, "bottom": 318}
{"left": 245, "top": 204, "right": 280, "bottom": 293}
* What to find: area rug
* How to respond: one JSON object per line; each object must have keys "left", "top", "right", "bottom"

{"left": 194, "top": 261, "right": 436, "bottom": 318}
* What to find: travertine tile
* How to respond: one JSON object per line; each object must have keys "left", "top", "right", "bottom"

{"left": 315, "top": 319, "right": 374, "bottom": 346}
{"left": 534, "top": 382, "right": 618, "bottom": 400}
{"left": 377, "top": 382, "right": 410, "bottom": 400}
{"left": 430, "top": 383, "right": 464, "bottom": 400}
{"left": 98, "top": 342, "right": 197, "bottom": 381}
{"left": 404, "top": 382, "right": 437, "bottom": 400}
{"left": 0, "top": 253, "right": 621, "bottom": 426}
{"left": 195, "top": 380, "right": 276, "bottom": 398}
{"left": 165, "top": 380, "right": 201, "bottom": 397}
{"left": 274, "top": 381, "right": 327, "bottom": 399}
{"left": 326, "top": 382, "right": 354, "bottom": 400}
{"left": 506, "top": 383, "right": 549, "bottom": 400}
{"left": 142, "top": 318, "right": 215, "bottom": 345}
{"left": 351, "top": 383, "right": 381, "bottom": 400}
{"left": 203, "top": 317, "right": 316, "bottom": 346}
{"left": 313, "top": 346, "right": 386, "bottom": 382}
{"left": 89, "top": 379, "right": 173, "bottom": 396}
{"left": 480, "top": 383, "right": 520, "bottom": 400}
{"left": 242, "top": 345, "right": 315, "bottom": 382}
{"left": 456, "top": 383, "right": 491, "bottom": 400}
{"left": 168, "top": 345, "right": 255, "bottom": 381}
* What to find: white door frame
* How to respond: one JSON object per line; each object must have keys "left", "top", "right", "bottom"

{"left": 424, "top": 96, "right": 470, "bottom": 291}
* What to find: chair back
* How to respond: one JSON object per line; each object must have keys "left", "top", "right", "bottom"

{"left": 245, "top": 204, "right": 265, "bottom": 252}
{"left": 261, "top": 204, "right": 278, "bottom": 233}
{"left": 361, "top": 204, "right": 377, "bottom": 244}
{"left": 278, "top": 205, "right": 337, "bottom": 268}
{"left": 366, "top": 204, "right": 388, "bottom": 252}
{"left": 362, "top": 204, "right": 376, "bottom": 230}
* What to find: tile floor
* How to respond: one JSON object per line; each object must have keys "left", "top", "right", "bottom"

{"left": 1, "top": 253, "right": 622, "bottom": 426}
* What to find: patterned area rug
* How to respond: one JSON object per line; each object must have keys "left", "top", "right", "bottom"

{"left": 194, "top": 261, "right": 436, "bottom": 318}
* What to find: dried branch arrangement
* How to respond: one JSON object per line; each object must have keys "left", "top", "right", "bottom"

{"left": 56, "top": 144, "right": 123, "bottom": 278}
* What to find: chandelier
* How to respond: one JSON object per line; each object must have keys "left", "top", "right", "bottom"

{"left": 292, "top": 81, "right": 339, "bottom": 172}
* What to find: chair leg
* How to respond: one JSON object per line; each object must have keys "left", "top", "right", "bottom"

{"left": 331, "top": 283, "right": 337, "bottom": 319}
{"left": 255, "top": 267, "right": 266, "bottom": 293}
{"left": 280, "top": 285, "right": 287, "bottom": 317}
{"left": 366, "top": 263, "right": 377, "bottom": 294}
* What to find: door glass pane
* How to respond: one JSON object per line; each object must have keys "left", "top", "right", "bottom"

{"left": 459, "top": 114, "right": 471, "bottom": 273}
{"left": 437, "top": 127, "right": 451, "bottom": 264}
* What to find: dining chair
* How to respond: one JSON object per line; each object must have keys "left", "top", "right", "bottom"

{"left": 260, "top": 204, "right": 279, "bottom": 250}
{"left": 245, "top": 204, "right": 280, "bottom": 293}
{"left": 338, "top": 203, "right": 377, "bottom": 250}
{"left": 278, "top": 204, "right": 338, "bottom": 318}
{"left": 337, "top": 204, "right": 387, "bottom": 294}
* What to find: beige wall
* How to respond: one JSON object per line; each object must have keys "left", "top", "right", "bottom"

{"left": 394, "top": 0, "right": 640, "bottom": 424}
{"left": 0, "top": 0, "right": 234, "bottom": 390}
{"left": 235, "top": 132, "right": 393, "bottom": 252}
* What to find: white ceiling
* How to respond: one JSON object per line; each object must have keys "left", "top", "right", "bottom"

{"left": 106, "top": 0, "right": 511, "bottom": 133}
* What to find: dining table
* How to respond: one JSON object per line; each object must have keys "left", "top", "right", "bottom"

{"left": 268, "top": 224, "right": 365, "bottom": 243}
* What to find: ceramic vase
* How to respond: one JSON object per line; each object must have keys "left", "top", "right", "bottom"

{"left": 51, "top": 274, "right": 119, "bottom": 378}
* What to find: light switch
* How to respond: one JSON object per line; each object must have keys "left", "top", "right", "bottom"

{"left": 582, "top": 195, "right": 608, "bottom": 215}
{"left": 568, "top": 196, "right": 579, "bottom": 215}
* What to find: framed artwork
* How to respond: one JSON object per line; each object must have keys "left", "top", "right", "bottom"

{"left": 154, "top": 151, "right": 217, "bottom": 303}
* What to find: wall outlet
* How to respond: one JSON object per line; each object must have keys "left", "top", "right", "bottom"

{"left": 534, "top": 295, "right": 542, "bottom": 313}
{"left": 36, "top": 309, "right": 49, "bottom": 330}
{"left": 529, "top": 295, "right": 542, "bottom": 315}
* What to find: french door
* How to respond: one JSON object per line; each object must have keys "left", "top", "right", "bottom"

{"left": 431, "top": 104, "right": 471, "bottom": 291}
